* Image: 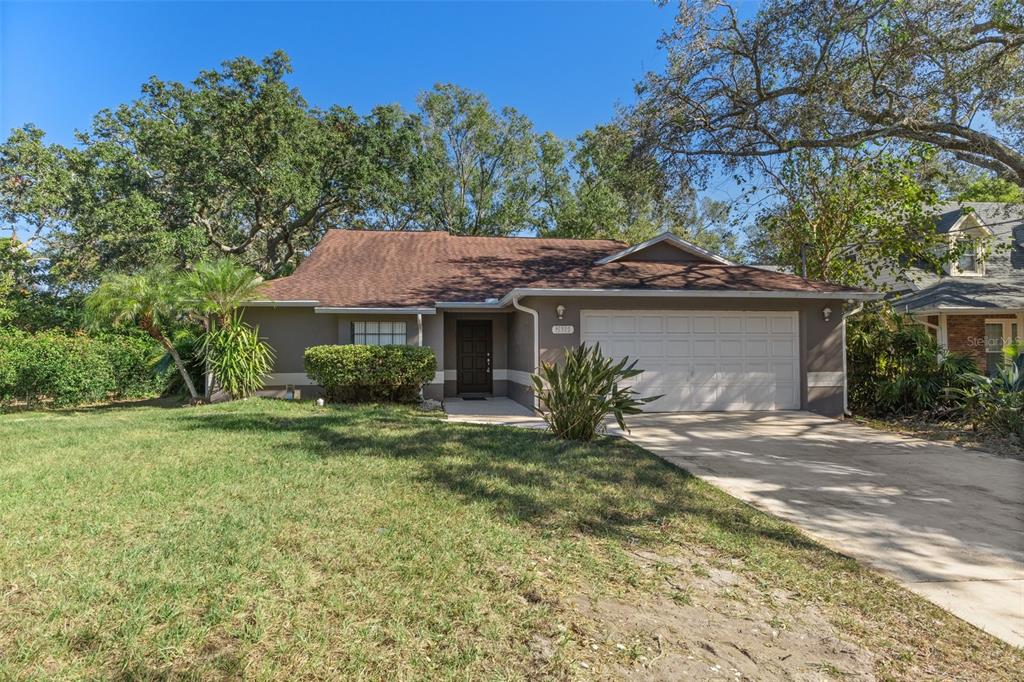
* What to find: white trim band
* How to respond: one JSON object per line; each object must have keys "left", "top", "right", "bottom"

{"left": 314, "top": 306, "right": 436, "bottom": 315}
{"left": 265, "top": 372, "right": 314, "bottom": 385}
{"left": 808, "top": 372, "right": 844, "bottom": 388}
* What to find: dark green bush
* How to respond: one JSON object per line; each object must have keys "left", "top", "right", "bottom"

{"left": 847, "top": 309, "right": 975, "bottom": 416}
{"left": 96, "top": 334, "right": 165, "bottom": 398}
{"left": 3, "top": 330, "right": 115, "bottom": 407}
{"left": 0, "top": 329, "right": 167, "bottom": 408}
{"left": 304, "top": 345, "right": 436, "bottom": 403}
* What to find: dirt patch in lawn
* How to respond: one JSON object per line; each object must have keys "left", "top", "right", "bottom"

{"left": 565, "top": 549, "right": 875, "bottom": 680}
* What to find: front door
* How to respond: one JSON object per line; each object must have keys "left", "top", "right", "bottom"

{"left": 456, "top": 320, "right": 492, "bottom": 394}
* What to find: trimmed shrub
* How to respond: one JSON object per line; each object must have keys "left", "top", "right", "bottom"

{"left": 304, "top": 345, "right": 436, "bottom": 403}
{"left": 0, "top": 329, "right": 167, "bottom": 408}
{"left": 5, "top": 330, "right": 115, "bottom": 407}
{"left": 96, "top": 334, "right": 165, "bottom": 398}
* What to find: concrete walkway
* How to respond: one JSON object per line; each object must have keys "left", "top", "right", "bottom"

{"left": 444, "top": 397, "right": 546, "bottom": 428}
{"left": 624, "top": 412, "right": 1024, "bottom": 648}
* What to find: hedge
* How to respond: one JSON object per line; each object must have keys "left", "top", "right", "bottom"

{"left": 304, "top": 344, "right": 436, "bottom": 403}
{"left": 0, "top": 329, "right": 164, "bottom": 408}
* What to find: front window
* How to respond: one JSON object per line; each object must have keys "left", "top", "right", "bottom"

{"left": 985, "top": 320, "right": 1020, "bottom": 375}
{"left": 353, "top": 320, "right": 407, "bottom": 346}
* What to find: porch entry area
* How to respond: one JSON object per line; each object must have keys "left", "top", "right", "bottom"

{"left": 456, "top": 319, "right": 492, "bottom": 395}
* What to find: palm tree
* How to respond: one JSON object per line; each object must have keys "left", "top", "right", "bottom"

{"left": 85, "top": 267, "right": 200, "bottom": 402}
{"left": 184, "top": 258, "right": 265, "bottom": 329}
{"left": 184, "top": 258, "right": 272, "bottom": 401}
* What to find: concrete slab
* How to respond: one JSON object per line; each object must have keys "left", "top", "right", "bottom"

{"left": 444, "top": 397, "right": 546, "bottom": 428}
{"left": 623, "top": 411, "right": 1024, "bottom": 648}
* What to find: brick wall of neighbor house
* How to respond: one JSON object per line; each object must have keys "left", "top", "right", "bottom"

{"left": 946, "top": 313, "right": 1017, "bottom": 369}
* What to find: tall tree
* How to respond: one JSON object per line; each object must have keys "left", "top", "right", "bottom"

{"left": 634, "top": 0, "right": 1024, "bottom": 187}
{"left": 51, "top": 52, "right": 382, "bottom": 281}
{"left": 541, "top": 123, "right": 741, "bottom": 257}
{"left": 746, "top": 149, "right": 955, "bottom": 288}
{"left": 417, "top": 84, "right": 554, "bottom": 236}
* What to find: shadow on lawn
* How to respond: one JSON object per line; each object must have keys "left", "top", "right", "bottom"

{"left": 180, "top": 404, "right": 826, "bottom": 555}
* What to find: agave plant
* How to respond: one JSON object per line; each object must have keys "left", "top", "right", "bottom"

{"left": 532, "top": 343, "right": 660, "bottom": 441}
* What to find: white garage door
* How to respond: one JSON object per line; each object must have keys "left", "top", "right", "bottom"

{"left": 580, "top": 310, "right": 800, "bottom": 411}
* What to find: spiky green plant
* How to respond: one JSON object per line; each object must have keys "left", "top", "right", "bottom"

{"left": 201, "top": 312, "right": 274, "bottom": 400}
{"left": 532, "top": 344, "right": 660, "bottom": 441}
{"left": 85, "top": 267, "right": 200, "bottom": 401}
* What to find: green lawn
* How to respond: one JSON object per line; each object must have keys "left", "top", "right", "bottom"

{"left": 1, "top": 400, "right": 1020, "bottom": 680}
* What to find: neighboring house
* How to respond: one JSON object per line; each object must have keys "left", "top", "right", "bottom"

{"left": 890, "top": 203, "right": 1024, "bottom": 374}
{"left": 245, "top": 230, "right": 878, "bottom": 417}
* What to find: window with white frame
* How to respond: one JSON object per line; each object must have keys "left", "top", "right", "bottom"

{"left": 353, "top": 320, "right": 407, "bottom": 346}
{"left": 985, "top": 319, "right": 1019, "bottom": 375}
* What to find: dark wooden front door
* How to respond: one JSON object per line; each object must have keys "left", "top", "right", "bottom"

{"left": 456, "top": 320, "right": 492, "bottom": 394}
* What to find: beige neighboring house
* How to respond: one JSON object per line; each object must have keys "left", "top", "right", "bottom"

{"left": 244, "top": 230, "right": 879, "bottom": 417}
{"left": 890, "top": 203, "right": 1024, "bottom": 373}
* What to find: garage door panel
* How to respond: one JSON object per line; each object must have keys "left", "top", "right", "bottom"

{"left": 581, "top": 310, "right": 801, "bottom": 412}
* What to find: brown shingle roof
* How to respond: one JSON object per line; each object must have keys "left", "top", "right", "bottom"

{"left": 257, "top": 230, "right": 862, "bottom": 307}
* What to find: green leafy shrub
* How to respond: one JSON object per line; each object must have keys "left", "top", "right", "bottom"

{"left": 3, "top": 330, "right": 115, "bottom": 407}
{"left": 949, "top": 349, "right": 1024, "bottom": 442}
{"left": 203, "top": 316, "right": 274, "bottom": 399}
{"left": 304, "top": 345, "right": 436, "bottom": 403}
{"left": 532, "top": 343, "right": 660, "bottom": 441}
{"left": 0, "top": 327, "right": 27, "bottom": 402}
{"left": 847, "top": 309, "right": 975, "bottom": 416}
{"left": 95, "top": 333, "right": 165, "bottom": 398}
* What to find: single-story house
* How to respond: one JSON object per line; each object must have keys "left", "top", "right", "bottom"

{"left": 890, "top": 202, "right": 1024, "bottom": 374}
{"left": 245, "top": 230, "right": 879, "bottom": 417}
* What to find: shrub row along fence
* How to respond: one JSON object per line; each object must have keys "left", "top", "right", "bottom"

{"left": 0, "top": 329, "right": 165, "bottom": 408}
{"left": 304, "top": 345, "right": 436, "bottom": 403}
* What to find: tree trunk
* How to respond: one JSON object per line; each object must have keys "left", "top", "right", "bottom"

{"left": 166, "top": 339, "right": 201, "bottom": 403}
{"left": 140, "top": 317, "right": 200, "bottom": 402}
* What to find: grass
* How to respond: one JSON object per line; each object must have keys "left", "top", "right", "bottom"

{"left": 1, "top": 399, "right": 1021, "bottom": 680}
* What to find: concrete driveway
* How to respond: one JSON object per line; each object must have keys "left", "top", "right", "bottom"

{"left": 624, "top": 412, "right": 1024, "bottom": 648}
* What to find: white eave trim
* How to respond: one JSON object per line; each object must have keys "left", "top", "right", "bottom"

{"left": 496, "top": 288, "right": 882, "bottom": 304}
{"left": 435, "top": 301, "right": 507, "bottom": 310}
{"left": 245, "top": 300, "right": 319, "bottom": 307}
{"left": 594, "top": 232, "right": 734, "bottom": 266}
{"left": 900, "top": 305, "right": 1023, "bottom": 315}
{"left": 313, "top": 306, "right": 436, "bottom": 315}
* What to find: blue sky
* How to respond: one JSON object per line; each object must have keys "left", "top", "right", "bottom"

{"left": 2, "top": 1, "right": 675, "bottom": 146}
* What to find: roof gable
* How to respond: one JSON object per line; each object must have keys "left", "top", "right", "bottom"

{"left": 593, "top": 233, "right": 733, "bottom": 266}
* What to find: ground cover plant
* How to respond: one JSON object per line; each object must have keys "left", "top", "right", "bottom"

{"left": 1, "top": 399, "right": 1020, "bottom": 680}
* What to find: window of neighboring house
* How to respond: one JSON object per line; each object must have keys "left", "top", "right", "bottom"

{"left": 352, "top": 320, "right": 407, "bottom": 346}
{"left": 957, "top": 250, "right": 979, "bottom": 273}
{"left": 985, "top": 320, "right": 1020, "bottom": 375}
{"left": 953, "top": 237, "right": 984, "bottom": 275}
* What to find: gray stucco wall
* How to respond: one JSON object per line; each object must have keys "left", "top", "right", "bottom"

{"left": 512, "top": 295, "right": 848, "bottom": 417}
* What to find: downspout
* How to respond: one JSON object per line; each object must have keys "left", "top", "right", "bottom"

{"left": 417, "top": 313, "right": 424, "bottom": 400}
{"left": 842, "top": 301, "right": 866, "bottom": 417}
{"left": 511, "top": 294, "right": 540, "bottom": 411}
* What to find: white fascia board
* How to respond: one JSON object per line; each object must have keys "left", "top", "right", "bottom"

{"left": 434, "top": 301, "right": 508, "bottom": 310}
{"left": 906, "top": 306, "right": 1023, "bottom": 315}
{"left": 497, "top": 288, "right": 883, "bottom": 304}
{"left": 313, "top": 306, "right": 437, "bottom": 315}
{"left": 244, "top": 300, "right": 319, "bottom": 307}
{"left": 594, "top": 232, "right": 734, "bottom": 266}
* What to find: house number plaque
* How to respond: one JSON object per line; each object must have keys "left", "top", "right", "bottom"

{"left": 551, "top": 325, "right": 575, "bottom": 335}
